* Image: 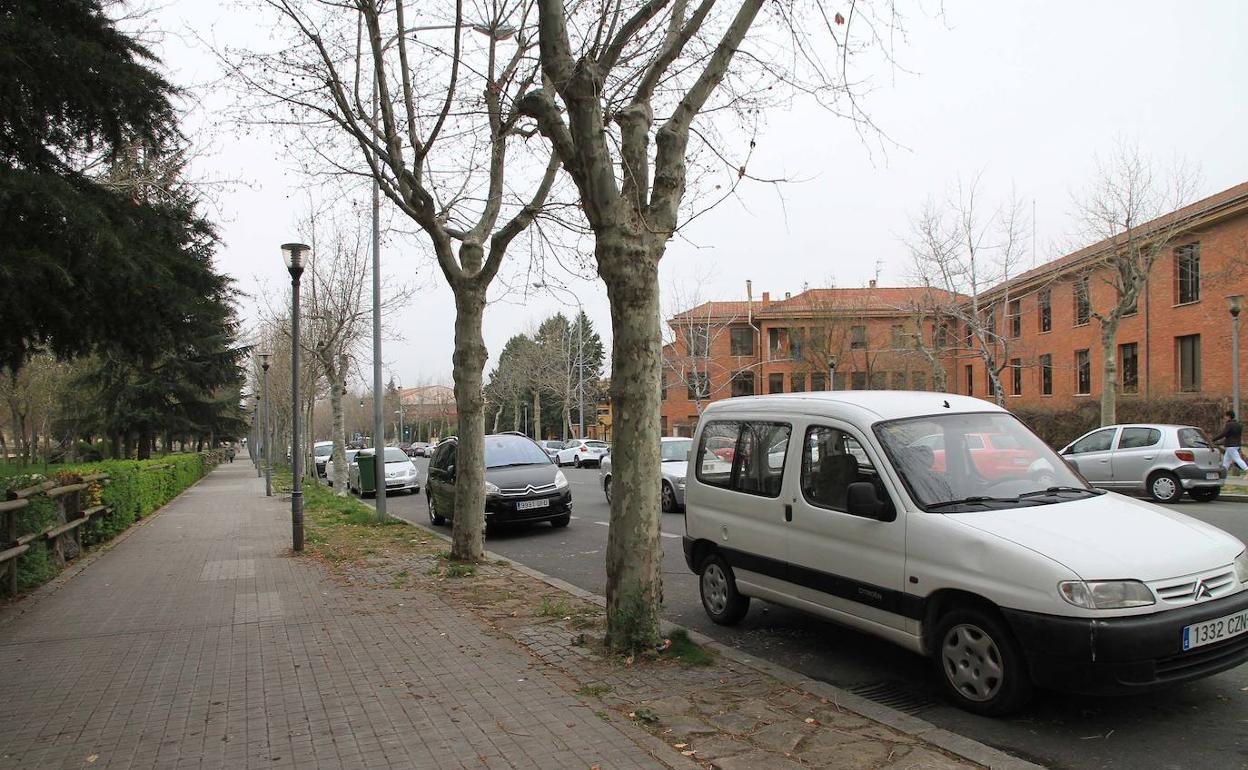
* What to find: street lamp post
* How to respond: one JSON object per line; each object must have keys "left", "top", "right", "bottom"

{"left": 261, "top": 352, "right": 272, "bottom": 497}
{"left": 396, "top": 408, "right": 405, "bottom": 444}
{"left": 1229, "top": 294, "right": 1243, "bottom": 419}
{"left": 282, "top": 242, "right": 309, "bottom": 552}
{"left": 827, "top": 354, "right": 839, "bottom": 391}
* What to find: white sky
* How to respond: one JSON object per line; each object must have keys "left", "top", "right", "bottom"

{"left": 150, "top": 0, "right": 1248, "bottom": 386}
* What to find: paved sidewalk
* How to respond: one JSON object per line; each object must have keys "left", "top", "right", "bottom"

{"left": 0, "top": 455, "right": 674, "bottom": 770}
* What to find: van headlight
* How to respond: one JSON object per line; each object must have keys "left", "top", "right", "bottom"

{"left": 484, "top": 481, "right": 500, "bottom": 496}
{"left": 554, "top": 470, "right": 569, "bottom": 489}
{"left": 1235, "top": 551, "right": 1248, "bottom": 583}
{"left": 1059, "top": 580, "right": 1155, "bottom": 609}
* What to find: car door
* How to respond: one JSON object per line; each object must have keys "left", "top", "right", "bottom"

{"left": 428, "top": 442, "right": 457, "bottom": 518}
{"left": 786, "top": 420, "right": 908, "bottom": 630}
{"left": 1062, "top": 427, "right": 1119, "bottom": 485}
{"left": 1111, "top": 426, "right": 1163, "bottom": 491}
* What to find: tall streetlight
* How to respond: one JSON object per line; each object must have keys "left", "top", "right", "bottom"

{"left": 282, "top": 242, "right": 309, "bottom": 552}
{"left": 396, "top": 408, "right": 405, "bottom": 444}
{"left": 260, "top": 352, "right": 272, "bottom": 497}
{"left": 532, "top": 282, "right": 586, "bottom": 438}
{"left": 1229, "top": 294, "right": 1243, "bottom": 419}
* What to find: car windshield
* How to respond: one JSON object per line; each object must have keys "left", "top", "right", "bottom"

{"left": 314, "top": 444, "right": 334, "bottom": 457}
{"left": 383, "top": 448, "right": 409, "bottom": 463}
{"left": 661, "top": 439, "right": 693, "bottom": 462}
{"left": 484, "top": 435, "right": 551, "bottom": 468}
{"left": 874, "top": 412, "right": 1091, "bottom": 511}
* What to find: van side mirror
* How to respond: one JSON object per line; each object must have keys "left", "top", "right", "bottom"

{"left": 846, "top": 482, "right": 896, "bottom": 522}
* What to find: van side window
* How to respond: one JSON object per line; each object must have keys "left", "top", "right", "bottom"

{"left": 696, "top": 420, "right": 791, "bottom": 498}
{"left": 801, "top": 426, "right": 874, "bottom": 511}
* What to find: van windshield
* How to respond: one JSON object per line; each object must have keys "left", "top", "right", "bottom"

{"left": 874, "top": 413, "right": 1093, "bottom": 512}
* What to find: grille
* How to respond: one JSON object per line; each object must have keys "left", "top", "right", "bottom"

{"left": 1155, "top": 633, "right": 1248, "bottom": 681}
{"left": 1150, "top": 568, "right": 1240, "bottom": 606}
{"left": 844, "top": 682, "right": 937, "bottom": 715}
{"left": 499, "top": 482, "right": 557, "bottom": 497}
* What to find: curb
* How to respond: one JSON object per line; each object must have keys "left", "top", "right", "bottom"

{"left": 390, "top": 510, "right": 1044, "bottom": 770}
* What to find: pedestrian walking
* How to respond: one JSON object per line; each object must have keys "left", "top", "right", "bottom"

{"left": 1212, "top": 410, "right": 1247, "bottom": 474}
{"left": 226, "top": 444, "right": 236, "bottom": 463}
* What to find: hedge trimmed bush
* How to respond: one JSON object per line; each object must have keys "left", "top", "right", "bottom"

{"left": 1, "top": 450, "right": 225, "bottom": 595}
{"left": 1013, "top": 398, "right": 1228, "bottom": 449}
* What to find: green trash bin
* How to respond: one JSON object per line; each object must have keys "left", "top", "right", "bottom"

{"left": 354, "top": 449, "right": 378, "bottom": 497}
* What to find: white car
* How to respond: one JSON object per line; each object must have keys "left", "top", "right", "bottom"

{"left": 555, "top": 439, "right": 609, "bottom": 468}
{"left": 683, "top": 391, "right": 1248, "bottom": 716}
{"left": 324, "top": 449, "right": 359, "bottom": 487}
{"left": 349, "top": 447, "right": 421, "bottom": 496}
{"left": 313, "top": 440, "right": 335, "bottom": 477}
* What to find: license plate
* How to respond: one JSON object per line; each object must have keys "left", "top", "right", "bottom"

{"left": 1206, "top": 472, "right": 1220, "bottom": 480}
{"left": 1182, "top": 609, "right": 1248, "bottom": 650}
{"left": 515, "top": 498, "right": 549, "bottom": 511}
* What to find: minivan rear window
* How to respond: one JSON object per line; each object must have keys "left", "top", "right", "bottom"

{"left": 696, "top": 420, "right": 791, "bottom": 498}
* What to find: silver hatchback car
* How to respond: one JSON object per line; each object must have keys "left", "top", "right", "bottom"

{"left": 1059, "top": 423, "right": 1225, "bottom": 503}
{"left": 600, "top": 437, "right": 693, "bottom": 512}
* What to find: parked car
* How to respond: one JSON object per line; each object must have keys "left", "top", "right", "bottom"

{"left": 600, "top": 437, "right": 693, "bottom": 512}
{"left": 683, "top": 391, "right": 1248, "bottom": 716}
{"left": 555, "top": 439, "right": 610, "bottom": 468}
{"left": 324, "top": 449, "right": 359, "bottom": 486}
{"left": 406, "top": 442, "right": 430, "bottom": 458}
{"left": 1060, "top": 423, "right": 1225, "bottom": 503}
{"left": 538, "top": 440, "right": 564, "bottom": 460}
{"left": 348, "top": 446, "right": 421, "bottom": 495}
{"left": 425, "top": 433, "right": 571, "bottom": 532}
{"left": 313, "top": 440, "right": 335, "bottom": 477}
{"left": 911, "top": 431, "right": 1043, "bottom": 481}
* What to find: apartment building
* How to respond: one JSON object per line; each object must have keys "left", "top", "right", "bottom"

{"left": 662, "top": 181, "right": 1248, "bottom": 435}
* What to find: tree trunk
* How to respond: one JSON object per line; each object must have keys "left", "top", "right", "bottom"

{"left": 599, "top": 237, "right": 664, "bottom": 651}
{"left": 450, "top": 287, "right": 488, "bottom": 562}
{"left": 138, "top": 432, "right": 152, "bottom": 460}
{"left": 512, "top": 394, "right": 520, "bottom": 432}
{"left": 328, "top": 357, "right": 349, "bottom": 496}
{"left": 1100, "top": 319, "right": 1119, "bottom": 426}
{"left": 532, "top": 389, "right": 541, "bottom": 441}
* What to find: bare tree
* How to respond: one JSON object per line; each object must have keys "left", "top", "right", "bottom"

{"left": 519, "top": 1, "right": 898, "bottom": 649}
{"left": 235, "top": 0, "right": 564, "bottom": 561}
{"left": 662, "top": 275, "right": 747, "bottom": 412}
{"left": 1072, "top": 144, "right": 1199, "bottom": 425}
{"left": 908, "top": 179, "right": 1029, "bottom": 406}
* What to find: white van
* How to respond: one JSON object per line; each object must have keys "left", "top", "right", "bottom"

{"left": 682, "top": 392, "right": 1248, "bottom": 715}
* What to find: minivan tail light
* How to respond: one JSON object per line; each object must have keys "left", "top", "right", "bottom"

{"left": 580, "top": 446, "right": 587, "bottom": 452}
{"left": 1175, "top": 450, "right": 1195, "bottom": 462}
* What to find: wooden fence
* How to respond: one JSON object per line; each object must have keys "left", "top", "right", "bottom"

{"left": 0, "top": 473, "right": 112, "bottom": 596}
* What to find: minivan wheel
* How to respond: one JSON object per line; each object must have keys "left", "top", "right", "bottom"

{"left": 427, "top": 494, "right": 445, "bottom": 525}
{"left": 1148, "top": 471, "right": 1183, "bottom": 503}
{"left": 1189, "top": 487, "right": 1220, "bottom": 502}
{"left": 661, "top": 482, "right": 677, "bottom": 513}
{"left": 933, "top": 607, "right": 1033, "bottom": 716}
{"left": 699, "top": 553, "right": 749, "bottom": 625}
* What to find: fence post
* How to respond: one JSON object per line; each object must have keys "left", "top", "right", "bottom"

{"left": 5, "top": 506, "right": 14, "bottom": 595}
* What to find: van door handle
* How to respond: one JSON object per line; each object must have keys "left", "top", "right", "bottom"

{"left": 784, "top": 504, "right": 792, "bottom": 522}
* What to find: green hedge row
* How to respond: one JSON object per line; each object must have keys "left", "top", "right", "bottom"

{"left": 1, "top": 450, "right": 225, "bottom": 594}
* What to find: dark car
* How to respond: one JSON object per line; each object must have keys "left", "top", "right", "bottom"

{"left": 425, "top": 433, "right": 572, "bottom": 532}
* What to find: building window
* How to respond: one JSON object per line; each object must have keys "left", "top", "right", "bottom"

{"left": 730, "top": 327, "right": 754, "bottom": 356}
{"left": 687, "top": 372, "right": 710, "bottom": 400}
{"left": 1119, "top": 342, "right": 1139, "bottom": 394}
{"left": 730, "top": 371, "right": 755, "bottom": 397}
{"left": 1074, "top": 277, "right": 1090, "bottom": 326}
{"left": 810, "top": 372, "right": 826, "bottom": 391}
{"left": 768, "top": 328, "right": 782, "bottom": 360}
{"left": 987, "top": 367, "right": 998, "bottom": 397}
{"left": 851, "top": 371, "right": 867, "bottom": 390}
{"left": 1176, "top": 244, "right": 1200, "bottom": 304}
{"left": 964, "top": 323, "right": 973, "bottom": 346}
{"left": 660, "top": 374, "right": 667, "bottom": 400}
{"left": 850, "top": 325, "right": 867, "bottom": 349}
{"left": 1010, "top": 358, "right": 1022, "bottom": 396}
{"left": 934, "top": 322, "right": 950, "bottom": 349}
{"left": 1075, "top": 349, "right": 1091, "bottom": 394}
{"left": 912, "top": 371, "right": 927, "bottom": 391}
{"left": 891, "top": 371, "right": 906, "bottom": 390}
{"left": 685, "top": 324, "right": 710, "bottom": 357}
{"left": 891, "top": 324, "right": 905, "bottom": 347}
{"left": 869, "top": 371, "right": 887, "bottom": 389}
{"left": 1040, "top": 354, "right": 1052, "bottom": 395}
{"left": 964, "top": 365, "right": 973, "bottom": 395}
{"left": 1007, "top": 299, "right": 1021, "bottom": 338}
{"left": 791, "top": 372, "right": 806, "bottom": 392}
{"left": 768, "top": 372, "right": 785, "bottom": 393}
{"left": 986, "top": 306, "right": 998, "bottom": 338}
{"left": 789, "top": 328, "right": 805, "bottom": 361}
{"left": 1038, "top": 289, "right": 1052, "bottom": 333}
{"left": 1177, "top": 334, "right": 1201, "bottom": 392}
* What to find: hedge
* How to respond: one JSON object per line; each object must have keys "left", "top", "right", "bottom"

{"left": 1, "top": 450, "right": 225, "bottom": 594}
{"left": 1013, "top": 397, "right": 1228, "bottom": 449}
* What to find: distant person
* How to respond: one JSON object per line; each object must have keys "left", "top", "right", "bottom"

{"left": 226, "top": 444, "right": 236, "bottom": 463}
{"left": 1212, "top": 410, "right": 1246, "bottom": 474}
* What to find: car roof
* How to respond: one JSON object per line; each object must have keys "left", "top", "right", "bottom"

{"left": 660, "top": 436, "right": 692, "bottom": 443}
{"left": 314, "top": 440, "right": 335, "bottom": 447}
{"left": 701, "top": 391, "right": 1006, "bottom": 423}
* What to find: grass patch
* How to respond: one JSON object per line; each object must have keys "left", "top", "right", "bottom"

{"left": 537, "top": 598, "right": 575, "bottom": 617}
{"left": 578, "top": 682, "right": 613, "bottom": 698}
{"left": 443, "top": 562, "right": 476, "bottom": 578}
{"left": 665, "top": 629, "right": 715, "bottom": 667}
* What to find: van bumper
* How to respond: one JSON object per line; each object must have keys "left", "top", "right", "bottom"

{"left": 1002, "top": 590, "right": 1248, "bottom": 695}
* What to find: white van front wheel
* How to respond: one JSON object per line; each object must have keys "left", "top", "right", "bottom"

{"left": 699, "top": 553, "right": 749, "bottom": 625}
{"left": 933, "top": 608, "right": 1033, "bottom": 716}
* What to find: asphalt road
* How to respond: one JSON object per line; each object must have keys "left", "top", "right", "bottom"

{"left": 378, "top": 459, "right": 1248, "bottom": 770}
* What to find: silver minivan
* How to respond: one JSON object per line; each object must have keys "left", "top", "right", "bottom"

{"left": 1060, "top": 424, "right": 1225, "bottom": 503}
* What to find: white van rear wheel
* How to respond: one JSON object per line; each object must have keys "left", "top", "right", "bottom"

{"left": 699, "top": 553, "right": 749, "bottom": 625}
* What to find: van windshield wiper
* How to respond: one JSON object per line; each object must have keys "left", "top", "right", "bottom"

{"left": 1018, "top": 486, "right": 1102, "bottom": 498}
{"left": 926, "top": 496, "right": 1019, "bottom": 510}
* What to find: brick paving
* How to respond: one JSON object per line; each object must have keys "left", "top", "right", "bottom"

{"left": 0, "top": 455, "right": 675, "bottom": 770}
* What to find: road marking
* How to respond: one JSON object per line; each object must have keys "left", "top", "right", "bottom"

{"left": 589, "top": 519, "right": 678, "bottom": 536}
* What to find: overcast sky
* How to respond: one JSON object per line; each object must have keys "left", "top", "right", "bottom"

{"left": 150, "top": 0, "right": 1248, "bottom": 387}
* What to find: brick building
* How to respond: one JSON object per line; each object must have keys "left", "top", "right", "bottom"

{"left": 662, "top": 182, "right": 1248, "bottom": 435}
